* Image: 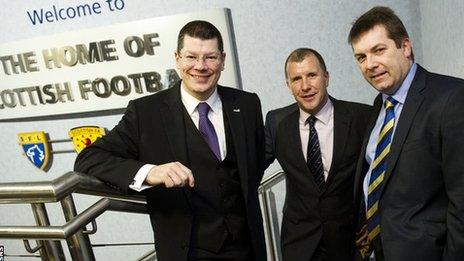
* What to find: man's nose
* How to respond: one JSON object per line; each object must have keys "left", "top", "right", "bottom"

{"left": 301, "top": 78, "right": 312, "bottom": 91}
{"left": 365, "top": 55, "right": 378, "bottom": 70}
{"left": 193, "top": 58, "right": 208, "bottom": 70}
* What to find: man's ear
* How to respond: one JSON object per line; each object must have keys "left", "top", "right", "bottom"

{"left": 402, "top": 38, "right": 413, "bottom": 59}
{"left": 286, "top": 79, "right": 292, "bottom": 90}
{"left": 174, "top": 51, "right": 181, "bottom": 69}
{"left": 221, "top": 52, "right": 226, "bottom": 71}
{"left": 325, "top": 71, "right": 330, "bottom": 88}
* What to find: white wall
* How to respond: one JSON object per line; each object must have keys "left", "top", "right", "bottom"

{"left": 420, "top": 0, "right": 464, "bottom": 78}
{"left": 3, "top": 0, "right": 453, "bottom": 260}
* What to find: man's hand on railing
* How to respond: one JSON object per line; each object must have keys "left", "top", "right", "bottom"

{"left": 145, "top": 162, "right": 195, "bottom": 188}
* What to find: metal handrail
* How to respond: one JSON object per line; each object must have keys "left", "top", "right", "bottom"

{"left": 0, "top": 171, "right": 146, "bottom": 204}
{"left": 259, "top": 170, "right": 286, "bottom": 192}
{"left": 0, "top": 170, "right": 286, "bottom": 260}
{"left": 0, "top": 198, "right": 147, "bottom": 239}
{"left": 0, "top": 171, "right": 148, "bottom": 260}
{"left": 258, "top": 170, "right": 285, "bottom": 261}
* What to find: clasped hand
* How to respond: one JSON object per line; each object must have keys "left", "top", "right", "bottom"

{"left": 145, "top": 162, "right": 195, "bottom": 188}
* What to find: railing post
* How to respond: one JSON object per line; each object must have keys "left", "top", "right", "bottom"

{"left": 31, "top": 203, "right": 66, "bottom": 261}
{"left": 259, "top": 171, "right": 286, "bottom": 261}
{"left": 60, "top": 195, "right": 95, "bottom": 261}
{"left": 265, "top": 189, "right": 282, "bottom": 260}
{"left": 259, "top": 187, "right": 275, "bottom": 261}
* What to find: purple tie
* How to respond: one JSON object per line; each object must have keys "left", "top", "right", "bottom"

{"left": 198, "top": 102, "right": 221, "bottom": 160}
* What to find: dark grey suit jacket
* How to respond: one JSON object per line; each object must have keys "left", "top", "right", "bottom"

{"left": 74, "top": 82, "right": 267, "bottom": 261}
{"left": 267, "top": 98, "right": 372, "bottom": 261}
{"left": 354, "top": 65, "right": 464, "bottom": 261}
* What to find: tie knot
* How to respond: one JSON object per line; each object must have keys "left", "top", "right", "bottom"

{"left": 197, "top": 102, "right": 210, "bottom": 117}
{"left": 385, "top": 97, "right": 398, "bottom": 109}
{"left": 306, "top": 115, "right": 317, "bottom": 127}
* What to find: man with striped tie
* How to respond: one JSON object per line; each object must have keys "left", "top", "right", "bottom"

{"left": 267, "top": 48, "right": 372, "bottom": 261}
{"left": 349, "top": 6, "right": 464, "bottom": 261}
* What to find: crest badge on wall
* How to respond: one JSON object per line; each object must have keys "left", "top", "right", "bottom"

{"left": 69, "top": 126, "right": 106, "bottom": 153}
{"left": 18, "top": 131, "right": 50, "bottom": 170}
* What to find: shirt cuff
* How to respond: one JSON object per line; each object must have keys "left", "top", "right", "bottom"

{"left": 129, "top": 164, "right": 155, "bottom": 192}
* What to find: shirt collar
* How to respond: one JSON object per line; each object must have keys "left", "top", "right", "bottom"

{"left": 299, "top": 97, "right": 333, "bottom": 125}
{"left": 180, "top": 82, "right": 221, "bottom": 116}
{"left": 383, "top": 62, "right": 417, "bottom": 104}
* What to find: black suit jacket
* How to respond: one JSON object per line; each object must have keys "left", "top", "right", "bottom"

{"left": 267, "top": 98, "right": 372, "bottom": 261}
{"left": 354, "top": 65, "right": 464, "bottom": 261}
{"left": 74, "top": 82, "right": 267, "bottom": 260}
{"left": 264, "top": 102, "right": 299, "bottom": 167}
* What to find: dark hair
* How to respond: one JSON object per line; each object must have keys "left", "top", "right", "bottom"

{"left": 177, "top": 20, "right": 223, "bottom": 53}
{"left": 284, "top": 48, "right": 327, "bottom": 79}
{"left": 348, "top": 6, "right": 414, "bottom": 60}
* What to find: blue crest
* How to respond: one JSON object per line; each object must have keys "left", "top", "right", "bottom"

{"left": 18, "top": 131, "right": 50, "bottom": 170}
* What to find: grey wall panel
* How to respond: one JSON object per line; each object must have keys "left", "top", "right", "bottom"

{"left": 420, "top": 0, "right": 464, "bottom": 78}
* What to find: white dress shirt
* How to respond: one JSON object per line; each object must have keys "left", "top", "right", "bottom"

{"left": 298, "top": 98, "right": 334, "bottom": 180}
{"left": 129, "top": 83, "right": 226, "bottom": 191}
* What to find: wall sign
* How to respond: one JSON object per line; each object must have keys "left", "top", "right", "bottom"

{"left": 0, "top": 8, "right": 239, "bottom": 120}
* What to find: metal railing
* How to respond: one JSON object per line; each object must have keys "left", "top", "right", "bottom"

{"left": 0, "top": 170, "right": 286, "bottom": 260}
{"left": 259, "top": 170, "right": 285, "bottom": 261}
{"left": 0, "top": 171, "right": 149, "bottom": 260}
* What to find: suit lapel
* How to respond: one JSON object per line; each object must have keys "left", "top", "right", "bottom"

{"left": 160, "top": 82, "right": 193, "bottom": 204}
{"left": 219, "top": 87, "right": 249, "bottom": 201}
{"left": 281, "top": 110, "right": 322, "bottom": 191}
{"left": 354, "top": 95, "right": 382, "bottom": 203}
{"left": 326, "top": 98, "right": 351, "bottom": 188}
{"left": 286, "top": 110, "right": 308, "bottom": 168}
{"left": 379, "top": 66, "right": 426, "bottom": 197}
{"left": 160, "top": 83, "right": 189, "bottom": 164}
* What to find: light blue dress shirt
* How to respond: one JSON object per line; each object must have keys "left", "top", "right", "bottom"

{"left": 363, "top": 63, "right": 418, "bottom": 206}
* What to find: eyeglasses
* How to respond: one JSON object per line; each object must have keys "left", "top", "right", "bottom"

{"left": 178, "top": 53, "right": 222, "bottom": 66}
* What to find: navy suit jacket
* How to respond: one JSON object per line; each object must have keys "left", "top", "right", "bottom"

{"left": 354, "top": 65, "right": 464, "bottom": 261}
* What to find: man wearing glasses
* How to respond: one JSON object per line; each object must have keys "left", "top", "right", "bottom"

{"left": 75, "top": 20, "right": 266, "bottom": 261}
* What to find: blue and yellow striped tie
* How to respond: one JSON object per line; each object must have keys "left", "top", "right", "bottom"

{"left": 366, "top": 96, "right": 398, "bottom": 242}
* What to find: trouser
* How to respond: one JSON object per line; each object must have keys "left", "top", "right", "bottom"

{"left": 188, "top": 233, "right": 252, "bottom": 261}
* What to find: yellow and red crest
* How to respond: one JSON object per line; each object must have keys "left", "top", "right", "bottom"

{"left": 68, "top": 126, "right": 105, "bottom": 153}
